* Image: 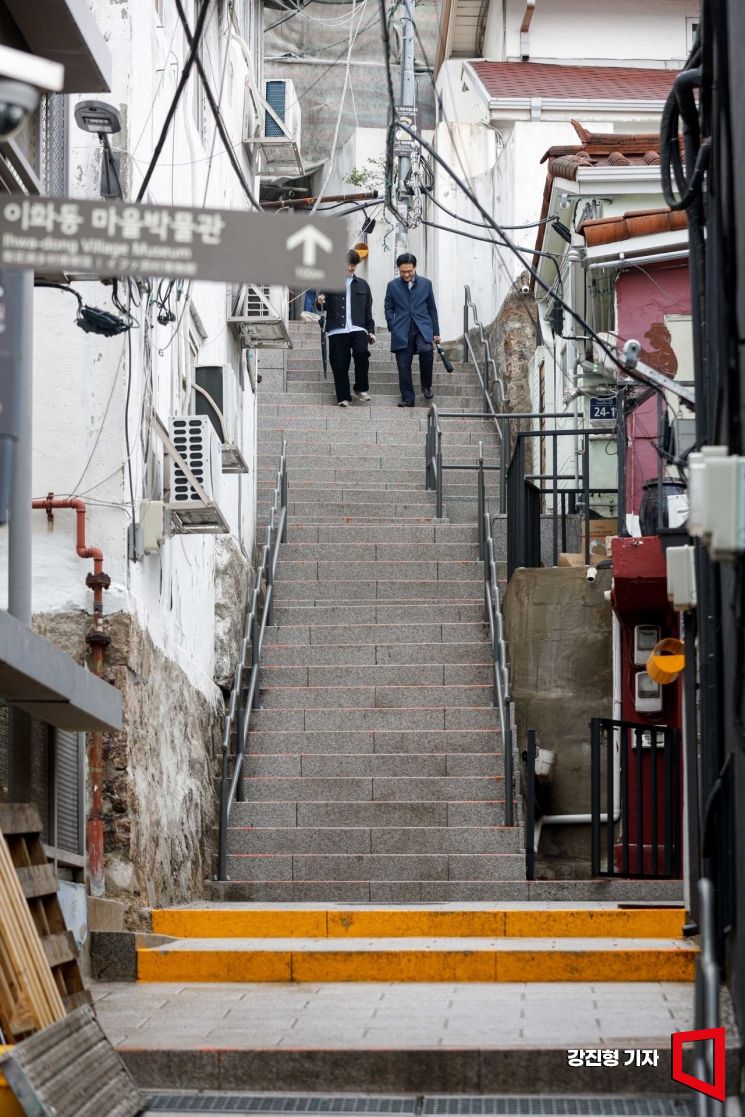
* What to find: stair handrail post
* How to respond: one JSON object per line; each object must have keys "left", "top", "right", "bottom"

{"left": 251, "top": 611, "right": 261, "bottom": 710}
{"left": 477, "top": 442, "right": 485, "bottom": 561}
{"left": 235, "top": 704, "right": 246, "bottom": 802}
{"left": 463, "top": 286, "right": 470, "bottom": 363}
{"left": 525, "top": 729, "right": 537, "bottom": 879}
{"left": 435, "top": 427, "right": 443, "bottom": 519}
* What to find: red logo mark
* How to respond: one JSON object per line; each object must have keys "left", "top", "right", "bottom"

{"left": 671, "top": 1027, "right": 726, "bottom": 1102}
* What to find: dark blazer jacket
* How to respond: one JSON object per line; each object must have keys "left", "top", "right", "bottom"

{"left": 384, "top": 275, "right": 440, "bottom": 351}
{"left": 320, "top": 275, "right": 375, "bottom": 334}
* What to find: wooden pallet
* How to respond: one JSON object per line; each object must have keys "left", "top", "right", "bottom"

{"left": 0, "top": 804, "right": 91, "bottom": 1043}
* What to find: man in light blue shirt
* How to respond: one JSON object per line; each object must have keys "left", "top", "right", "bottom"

{"left": 318, "top": 250, "right": 376, "bottom": 407}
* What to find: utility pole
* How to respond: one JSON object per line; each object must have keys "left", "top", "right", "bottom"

{"left": 4, "top": 270, "right": 33, "bottom": 626}
{"left": 394, "top": 0, "right": 416, "bottom": 263}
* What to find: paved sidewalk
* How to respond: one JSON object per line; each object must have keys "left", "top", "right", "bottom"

{"left": 94, "top": 980, "right": 696, "bottom": 1049}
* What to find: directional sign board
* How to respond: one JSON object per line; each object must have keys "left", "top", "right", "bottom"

{"left": 0, "top": 196, "right": 347, "bottom": 289}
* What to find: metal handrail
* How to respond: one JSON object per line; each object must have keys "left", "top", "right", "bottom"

{"left": 217, "top": 439, "right": 288, "bottom": 880}
{"left": 477, "top": 442, "right": 515, "bottom": 827}
{"left": 463, "top": 284, "right": 507, "bottom": 416}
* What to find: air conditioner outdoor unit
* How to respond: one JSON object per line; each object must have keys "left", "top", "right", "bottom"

{"left": 242, "top": 78, "right": 303, "bottom": 176}
{"left": 227, "top": 283, "right": 291, "bottom": 349}
{"left": 168, "top": 415, "right": 229, "bottom": 534}
{"left": 194, "top": 364, "right": 249, "bottom": 474}
{"left": 592, "top": 331, "right": 622, "bottom": 377}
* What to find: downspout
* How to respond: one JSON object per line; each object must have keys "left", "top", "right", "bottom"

{"left": 32, "top": 495, "right": 111, "bottom": 898}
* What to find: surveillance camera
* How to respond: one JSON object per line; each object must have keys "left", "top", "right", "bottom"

{"left": 586, "top": 566, "right": 598, "bottom": 583}
{"left": 0, "top": 46, "right": 64, "bottom": 141}
{"left": 74, "top": 100, "right": 123, "bottom": 136}
{"left": 519, "top": 283, "right": 531, "bottom": 296}
{"left": 622, "top": 338, "right": 641, "bottom": 369}
{"left": 0, "top": 80, "right": 39, "bottom": 140}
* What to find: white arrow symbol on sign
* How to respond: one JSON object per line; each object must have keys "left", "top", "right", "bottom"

{"left": 286, "top": 225, "right": 333, "bottom": 267}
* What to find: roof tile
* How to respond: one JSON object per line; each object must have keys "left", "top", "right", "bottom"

{"left": 471, "top": 61, "right": 677, "bottom": 102}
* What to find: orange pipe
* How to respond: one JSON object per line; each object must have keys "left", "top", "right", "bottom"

{"left": 31, "top": 495, "right": 110, "bottom": 897}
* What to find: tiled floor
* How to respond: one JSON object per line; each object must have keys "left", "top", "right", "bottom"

{"left": 93, "top": 980, "right": 697, "bottom": 1049}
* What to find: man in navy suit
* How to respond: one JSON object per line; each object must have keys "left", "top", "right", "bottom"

{"left": 384, "top": 253, "right": 441, "bottom": 407}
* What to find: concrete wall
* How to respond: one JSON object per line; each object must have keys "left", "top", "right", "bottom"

{"left": 504, "top": 566, "right": 613, "bottom": 874}
{"left": 0, "top": 0, "right": 265, "bottom": 913}
{"left": 264, "top": 0, "right": 441, "bottom": 172}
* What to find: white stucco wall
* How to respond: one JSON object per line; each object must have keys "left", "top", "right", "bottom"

{"left": 483, "top": 0, "right": 698, "bottom": 66}
{"left": 0, "top": 0, "right": 264, "bottom": 699}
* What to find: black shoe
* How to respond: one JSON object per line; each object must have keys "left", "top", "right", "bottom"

{"left": 398, "top": 400, "right": 415, "bottom": 407}
{"left": 422, "top": 388, "right": 434, "bottom": 400}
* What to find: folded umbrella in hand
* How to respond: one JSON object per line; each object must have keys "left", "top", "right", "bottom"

{"left": 436, "top": 345, "right": 454, "bottom": 373}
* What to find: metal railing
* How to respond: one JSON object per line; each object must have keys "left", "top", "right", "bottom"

{"left": 463, "top": 284, "right": 508, "bottom": 418}
{"left": 506, "top": 427, "right": 617, "bottom": 578}
{"left": 691, "top": 878, "right": 724, "bottom": 1117}
{"left": 524, "top": 728, "right": 537, "bottom": 880}
{"left": 217, "top": 440, "right": 288, "bottom": 881}
{"left": 477, "top": 445, "right": 515, "bottom": 827}
{"left": 590, "top": 717, "right": 682, "bottom": 879}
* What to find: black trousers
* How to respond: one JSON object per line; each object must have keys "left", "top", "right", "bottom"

{"left": 394, "top": 327, "right": 434, "bottom": 404}
{"left": 328, "top": 331, "right": 370, "bottom": 403}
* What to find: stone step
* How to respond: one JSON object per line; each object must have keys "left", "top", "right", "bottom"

{"left": 257, "top": 410, "right": 475, "bottom": 430}
{"left": 262, "top": 484, "right": 435, "bottom": 504}
{"left": 261, "top": 663, "right": 491, "bottom": 688}
{"left": 249, "top": 706, "right": 499, "bottom": 731}
{"left": 259, "top": 428, "right": 498, "bottom": 451}
{"left": 275, "top": 559, "right": 483, "bottom": 581}
{"left": 226, "top": 825, "right": 519, "bottom": 855}
{"left": 271, "top": 580, "right": 482, "bottom": 603}
{"left": 203, "top": 877, "right": 686, "bottom": 904}
{"left": 258, "top": 428, "right": 497, "bottom": 449}
{"left": 275, "top": 542, "right": 479, "bottom": 561}
{"left": 259, "top": 468, "right": 499, "bottom": 486}
{"left": 230, "top": 799, "right": 504, "bottom": 828}
{"left": 243, "top": 752, "right": 499, "bottom": 778}
{"left": 262, "top": 640, "right": 491, "bottom": 665}
{"left": 220, "top": 851, "right": 520, "bottom": 884}
{"left": 267, "top": 620, "right": 487, "bottom": 645}
{"left": 245, "top": 729, "right": 500, "bottom": 754}
{"left": 275, "top": 509, "right": 437, "bottom": 524}
{"left": 283, "top": 522, "right": 479, "bottom": 542}
{"left": 269, "top": 604, "right": 485, "bottom": 628}
{"left": 241, "top": 773, "right": 501, "bottom": 802}
{"left": 137, "top": 933, "right": 695, "bottom": 983}
{"left": 262, "top": 395, "right": 488, "bottom": 411}
{"left": 258, "top": 462, "right": 492, "bottom": 483}
{"left": 257, "top": 682, "right": 493, "bottom": 709}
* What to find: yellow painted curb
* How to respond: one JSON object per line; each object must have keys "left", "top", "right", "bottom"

{"left": 151, "top": 909, "right": 326, "bottom": 939}
{"left": 136, "top": 946, "right": 697, "bottom": 984}
{"left": 495, "top": 949, "right": 696, "bottom": 983}
{"left": 137, "top": 948, "right": 292, "bottom": 983}
{"left": 326, "top": 910, "right": 508, "bottom": 938}
{"left": 150, "top": 908, "right": 686, "bottom": 940}
{"left": 504, "top": 909, "right": 686, "bottom": 939}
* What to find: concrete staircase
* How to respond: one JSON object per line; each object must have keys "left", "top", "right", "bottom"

{"left": 213, "top": 320, "right": 520, "bottom": 902}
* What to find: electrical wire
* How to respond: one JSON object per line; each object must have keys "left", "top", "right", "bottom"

{"left": 309, "top": 0, "right": 367, "bottom": 215}
{"left": 136, "top": 0, "right": 213, "bottom": 201}
{"left": 378, "top": 6, "right": 647, "bottom": 385}
{"left": 124, "top": 285, "right": 137, "bottom": 523}
{"left": 422, "top": 183, "right": 551, "bottom": 232}
{"left": 174, "top": 0, "right": 262, "bottom": 209}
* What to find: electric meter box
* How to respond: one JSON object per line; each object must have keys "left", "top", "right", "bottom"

{"left": 634, "top": 671, "right": 663, "bottom": 713}
{"left": 633, "top": 624, "right": 660, "bottom": 666}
